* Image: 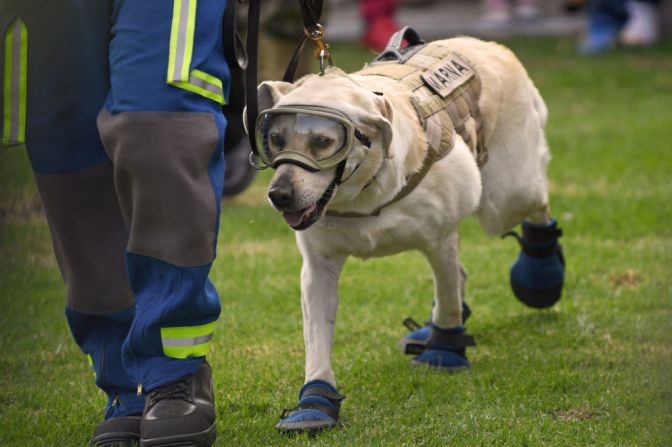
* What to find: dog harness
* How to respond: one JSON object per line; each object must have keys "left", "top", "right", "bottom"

{"left": 326, "top": 27, "right": 487, "bottom": 218}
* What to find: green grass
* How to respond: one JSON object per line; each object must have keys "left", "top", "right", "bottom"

{"left": 1, "top": 38, "right": 671, "bottom": 446}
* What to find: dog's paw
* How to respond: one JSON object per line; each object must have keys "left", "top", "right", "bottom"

{"left": 504, "top": 219, "right": 565, "bottom": 309}
{"left": 399, "top": 302, "right": 472, "bottom": 355}
{"left": 410, "top": 325, "right": 475, "bottom": 371}
{"left": 275, "top": 380, "right": 345, "bottom": 434}
{"left": 412, "top": 348, "right": 471, "bottom": 370}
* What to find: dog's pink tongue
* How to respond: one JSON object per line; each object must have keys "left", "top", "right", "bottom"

{"left": 283, "top": 204, "right": 316, "bottom": 228}
{"left": 283, "top": 210, "right": 305, "bottom": 227}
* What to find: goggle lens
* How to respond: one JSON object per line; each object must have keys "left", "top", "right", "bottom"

{"left": 258, "top": 112, "right": 351, "bottom": 165}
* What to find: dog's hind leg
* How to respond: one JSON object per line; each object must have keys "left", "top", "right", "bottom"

{"left": 406, "top": 232, "right": 476, "bottom": 370}
{"left": 398, "top": 262, "right": 471, "bottom": 356}
{"left": 505, "top": 202, "right": 565, "bottom": 309}
{"left": 275, "top": 248, "right": 347, "bottom": 433}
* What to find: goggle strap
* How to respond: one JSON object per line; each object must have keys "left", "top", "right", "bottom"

{"left": 273, "top": 159, "right": 321, "bottom": 172}
{"left": 354, "top": 129, "right": 371, "bottom": 148}
{"left": 334, "top": 159, "right": 346, "bottom": 185}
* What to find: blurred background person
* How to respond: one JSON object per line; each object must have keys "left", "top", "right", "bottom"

{"left": 481, "top": 0, "right": 542, "bottom": 24}
{"left": 360, "top": 0, "right": 400, "bottom": 51}
{"left": 579, "top": 0, "right": 661, "bottom": 53}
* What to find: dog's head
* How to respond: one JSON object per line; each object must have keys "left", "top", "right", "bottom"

{"left": 255, "top": 70, "right": 393, "bottom": 230}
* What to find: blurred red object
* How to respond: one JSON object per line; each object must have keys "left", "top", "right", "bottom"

{"left": 360, "top": 0, "right": 400, "bottom": 51}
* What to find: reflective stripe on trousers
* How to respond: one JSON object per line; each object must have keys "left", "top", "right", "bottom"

{"left": 2, "top": 18, "right": 27, "bottom": 145}
{"left": 160, "top": 320, "right": 218, "bottom": 359}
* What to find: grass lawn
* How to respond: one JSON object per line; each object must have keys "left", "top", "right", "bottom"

{"left": 1, "top": 37, "right": 671, "bottom": 446}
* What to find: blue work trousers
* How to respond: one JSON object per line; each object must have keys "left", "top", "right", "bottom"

{"left": 1, "top": 0, "right": 230, "bottom": 418}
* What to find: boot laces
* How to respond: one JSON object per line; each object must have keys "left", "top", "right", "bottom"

{"left": 148, "top": 378, "right": 191, "bottom": 406}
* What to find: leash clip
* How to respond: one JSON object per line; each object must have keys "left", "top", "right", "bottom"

{"left": 249, "top": 152, "right": 269, "bottom": 170}
{"left": 305, "top": 24, "right": 333, "bottom": 75}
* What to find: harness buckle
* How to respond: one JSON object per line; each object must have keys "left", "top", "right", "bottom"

{"left": 305, "top": 24, "right": 333, "bottom": 75}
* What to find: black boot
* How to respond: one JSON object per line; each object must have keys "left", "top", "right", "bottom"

{"left": 139, "top": 362, "right": 216, "bottom": 447}
{"left": 90, "top": 416, "right": 141, "bottom": 446}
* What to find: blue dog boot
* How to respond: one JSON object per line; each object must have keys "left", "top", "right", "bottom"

{"left": 275, "top": 380, "right": 345, "bottom": 433}
{"left": 399, "top": 302, "right": 472, "bottom": 355}
{"left": 504, "top": 219, "right": 565, "bottom": 309}
{"left": 412, "top": 325, "right": 475, "bottom": 370}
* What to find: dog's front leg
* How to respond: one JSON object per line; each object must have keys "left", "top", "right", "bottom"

{"left": 410, "top": 231, "right": 475, "bottom": 370}
{"left": 300, "top": 249, "right": 346, "bottom": 386}
{"left": 275, "top": 241, "right": 347, "bottom": 433}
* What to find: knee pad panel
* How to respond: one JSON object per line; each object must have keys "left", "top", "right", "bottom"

{"left": 36, "top": 163, "right": 134, "bottom": 314}
{"left": 98, "top": 110, "right": 221, "bottom": 267}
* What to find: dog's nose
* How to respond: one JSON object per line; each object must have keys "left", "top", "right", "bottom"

{"left": 268, "top": 185, "right": 294, "bottom": 209}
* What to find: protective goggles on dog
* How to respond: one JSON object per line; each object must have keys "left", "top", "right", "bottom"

{"left": 253, "top": 105, "right": 371, "bottom": 171}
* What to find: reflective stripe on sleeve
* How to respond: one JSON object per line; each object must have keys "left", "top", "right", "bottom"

{"left": 160, "top": 320, "right": 217, "bottom": 359}
{"left": 165, "top": 1, "right": 225, "bottom": 104}
{"left": 3, "top": 18, "right": 27, "bottom": 146}
{"left": 171, "top": 69, "right": 225, "bottom": 105}
{"left": 167, "top": 0, "right": 196, "bottom": 83}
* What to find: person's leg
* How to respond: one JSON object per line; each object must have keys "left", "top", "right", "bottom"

{"left": 97, "top": 1, "right": 229, "bottom": 444}
{"left": 579, "top": 0, "right": 629, "bottom": 54}
{"left": 1, "top": 1, "right": 144, "bottom": 445}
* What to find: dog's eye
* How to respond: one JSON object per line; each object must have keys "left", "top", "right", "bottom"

{"left": 269, "top": 133, "right": 285, "bottom": 149}
{"left": 310, "top": 135, "right": 334, "bottom": 150}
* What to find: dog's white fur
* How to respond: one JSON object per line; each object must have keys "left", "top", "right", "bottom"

{"left": 258, "top": 37, "right": 552, "bottom": 386}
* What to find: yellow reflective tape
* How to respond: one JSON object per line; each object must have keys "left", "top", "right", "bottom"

{"left": 160, "top": 320, "right": 217, "bottom": 359}
{"left": 172, "top": 81, "right": 224, "bottom": 105}
{"left": 86, "top": 354, "right": 96, "bottom": 379}
{"left": 170, "top": 69, "right": 226, "bottom": 105}
{"left": 182, "top": 0, "right": 196, "bottom": 81}
{"left": 166, "top": 0, "right": 181, "bottom": 82}
{"left": 3, "top": 18, "right": 27, "bottom": 145}
{"left": 163, "top": 342, "right": 211, "bottom": 359}
{"left": 161, "top": 320, "right": 217, "bottom": 339}
{"left": 191, "top": 69, "right": 222, "bottom": 90}
{"left": 167, "top": 0, "right": 196, "bottom": 83}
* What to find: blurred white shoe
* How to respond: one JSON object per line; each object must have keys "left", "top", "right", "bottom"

{"left": 515, "top": 4, "right": 541, "bottom": 21}
{"left": 481, "top": 9, "right": 512, "bottom": 26}
{"left": 621, "top": 0, "right": 659, "bottom": 46}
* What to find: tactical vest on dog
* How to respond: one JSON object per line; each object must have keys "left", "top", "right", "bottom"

{"left": 326, "top": 28, "right": 487, "bottom": 218}
{"left": 358, "top": 29, "right": 487, "bottom": 169}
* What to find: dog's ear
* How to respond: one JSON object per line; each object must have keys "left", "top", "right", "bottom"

{"left": 258, "top": 81, "right": 296, "bottom": 111}
{"left": 363, "top": 94, "right": 394, "bottom": 156}
{"left": 243, "top": 81, "right": 296, "bottom": 134}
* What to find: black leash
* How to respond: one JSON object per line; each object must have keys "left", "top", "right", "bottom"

{"left": 240, "top": 0, "right": 328, "bottom": 159}
{"left": 244, "top": 0, "right": 262, "bottom": 157}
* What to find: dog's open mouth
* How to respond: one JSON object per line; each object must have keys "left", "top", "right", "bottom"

{"left": 283, "top": 203, "right": 318, "bottom": 230}
{"left": 282, "top": 184, "right": 335, "bottom": 231}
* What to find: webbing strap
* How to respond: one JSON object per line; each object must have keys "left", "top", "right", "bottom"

{"left": 427, "top": 329, "right": 476, "bottom": 348}
{"left": 325, "top": 148, "right": 441, "bottom": 218}
{"left": 2, "top": 18, "right": 27, "bottom": 146}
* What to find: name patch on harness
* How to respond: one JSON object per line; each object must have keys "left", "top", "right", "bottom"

{"left": 421, "top": 53, "right": 475, "bottom": 99}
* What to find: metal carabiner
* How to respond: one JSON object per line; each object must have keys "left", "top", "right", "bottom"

{"left": 305, "top": 24, "right": 333, "bottom": 75}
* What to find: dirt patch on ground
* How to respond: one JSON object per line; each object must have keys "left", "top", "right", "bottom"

{"left": 611, "top": 270, "right": 641, "bottom": 289}
{"left": 551, "top": 404, "right": 603, "bottom": 422}
{"left": 0, "top": 196, "right": 45, "bottom": 225}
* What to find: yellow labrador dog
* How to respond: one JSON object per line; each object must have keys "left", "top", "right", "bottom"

{"left": 252, "top": 31, "right": 565, "bottom": 433}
